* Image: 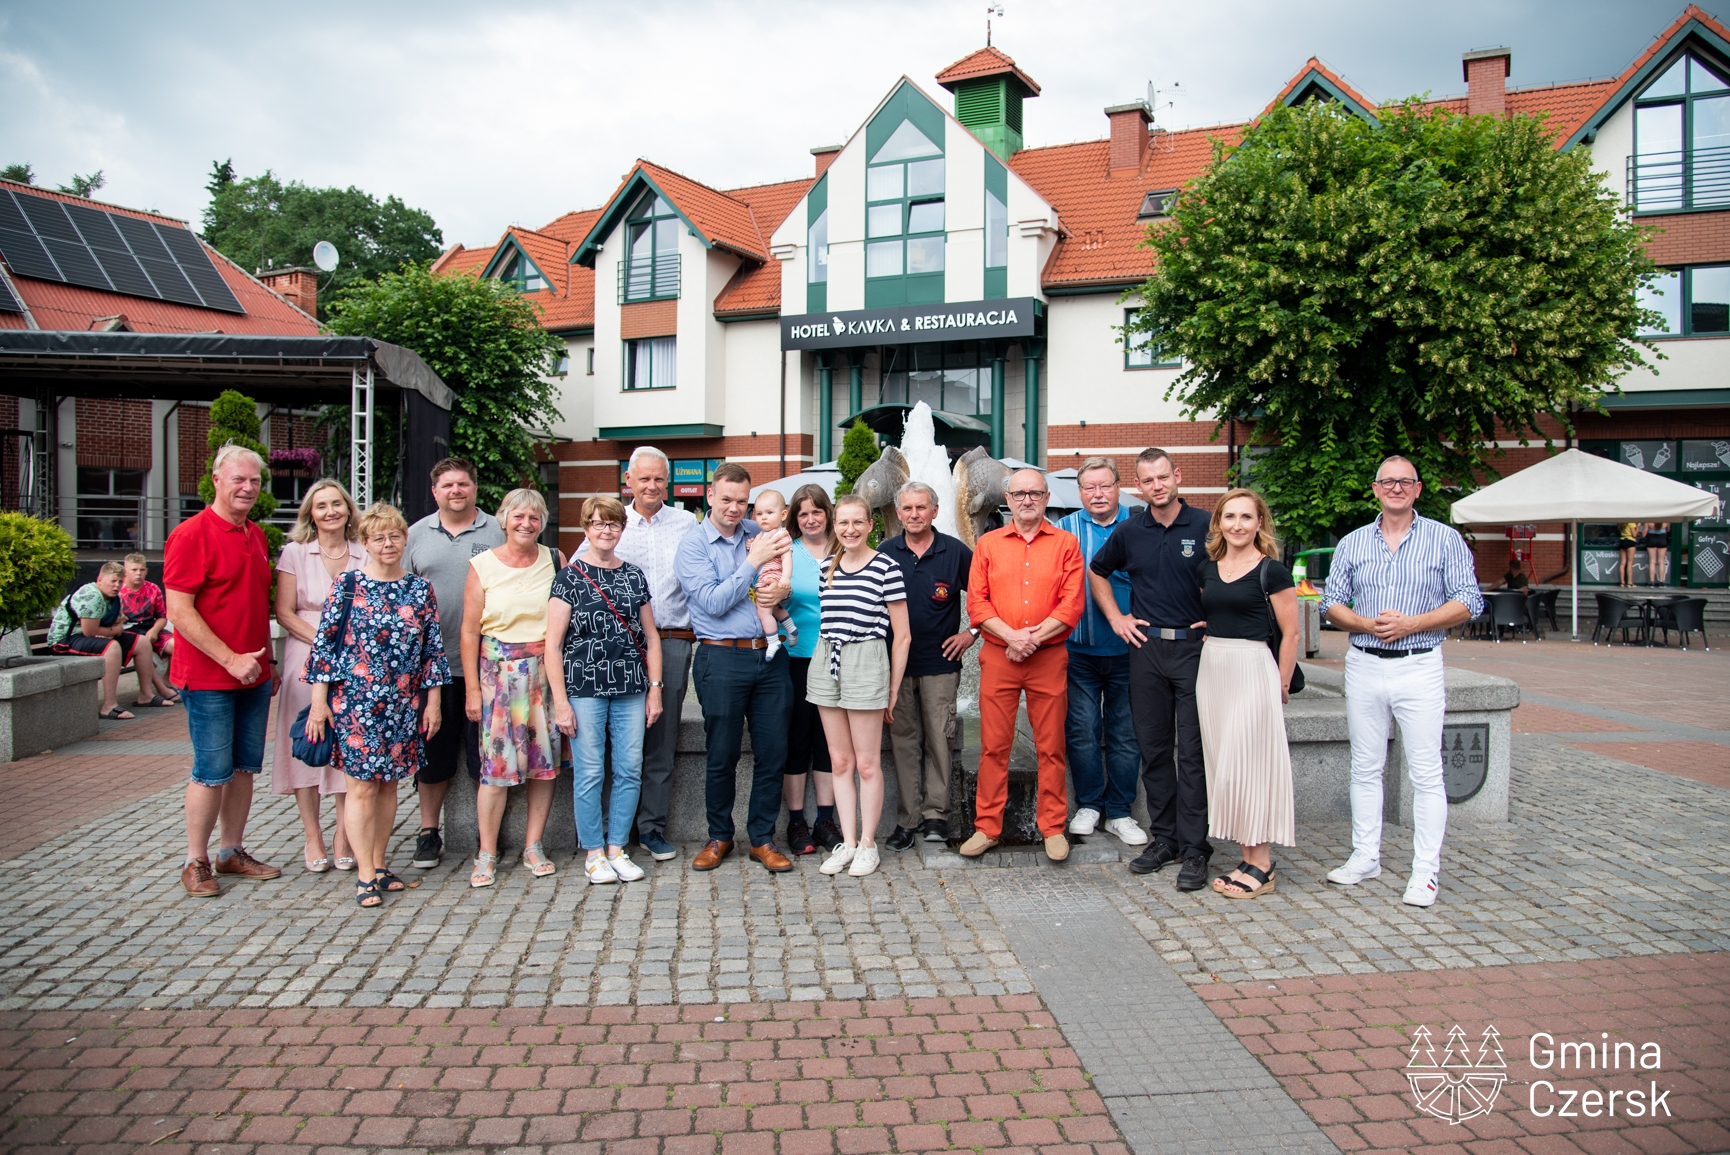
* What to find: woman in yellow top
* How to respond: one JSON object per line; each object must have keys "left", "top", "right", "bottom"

{"left": 1618, "top": 522, "right": 1638, "bottom": 588}
{"left": 462, "top": 488, "right": 566, "bottom": 887}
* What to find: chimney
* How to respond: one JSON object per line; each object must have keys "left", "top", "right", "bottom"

{"left": 1105, "top": 102, "right": 1153, "bottom": 175}
{"left": 811, "top": 145, "right": 842, "bottom": 177}
{"left": 260, "top": 266, "right": 318, "bottom": 316}
{"left": 1462, "top": 47, "right": 1510, "bottom": 117}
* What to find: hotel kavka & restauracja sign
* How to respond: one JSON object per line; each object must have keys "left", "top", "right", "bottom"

{"left": 781, "top": 298, "right": 1042, "bottom": 350}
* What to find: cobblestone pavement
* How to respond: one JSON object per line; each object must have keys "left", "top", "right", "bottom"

{"left": 1201, "top": 951, "right": 1730, "bottom": 1154}
{"left": 0, "top": 997, "right": 1129, "bottom": 1155}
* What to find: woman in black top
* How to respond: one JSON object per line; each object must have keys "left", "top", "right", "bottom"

{"left": 1191, "top": 488, "right": 1300, "bottom": 899}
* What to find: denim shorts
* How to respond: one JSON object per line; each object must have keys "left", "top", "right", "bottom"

{"left": 184, "top": 682, "right": 273, "bottom": 787}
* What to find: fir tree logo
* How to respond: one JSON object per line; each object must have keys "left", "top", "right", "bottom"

{"left": 1405, "top": 1024, "right": 1506, "bottom": 1124}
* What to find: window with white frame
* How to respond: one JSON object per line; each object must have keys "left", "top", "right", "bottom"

{"left": 625, "top": 337, "right": 676, "bottom": 390}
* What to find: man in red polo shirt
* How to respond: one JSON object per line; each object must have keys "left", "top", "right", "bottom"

{"left": 165, "top": 444, "right": 281, "bottom": 897}
{"left": 964, "top": 468, "right": 1084, "bottom": 862}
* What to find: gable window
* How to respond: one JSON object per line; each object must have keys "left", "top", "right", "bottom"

{"left": 984, "top": 151, "right": 1009, "bottom": 300}
{"left": 1639, "top": 265, "right": 1730, "bottom": 336}
{"left": 1137, "top": 189, "right": 1178, "bottom": 219}
{"left": 498, "top": 249, "right": 548, "bottom": 292}
{"left": 866, "top": 118, "right": 945, "bottom": 304}
{"left": 1123, "top": 309, "right": 1179, "bottom": 369}
{"left": 626, "top": 337, "right": 676, "bottom": 390}
{"left": 1630, "top": 51, "right": 1730, "bottom": 212}
{"left": 623, "top": 190, "right": 680, "bottom": 301}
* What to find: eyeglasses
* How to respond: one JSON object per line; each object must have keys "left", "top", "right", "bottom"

{"left": 1079, "top": 484, "right": 1117, "bottom": 495}
{"left": 1372, "top": 478, "right": 1420, "bottom": 491}
{"left": 1006, "top": 490, "right": 1048, "bottom": 502}
{"left": 586, "top": 520, "right": 624, "bottom": 531}
{"left": 366, "top": 532, "right": 406, "bottom": 545}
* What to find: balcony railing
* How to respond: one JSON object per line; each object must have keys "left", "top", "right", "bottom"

{"left": 1626, "top": 146, "right": 1730, "bottom": 212}
{"left": 0, "top": 494, "right": 300, "bottom": 551}
{"left": 618, "top": 254, "right": 680, "bottom": 303}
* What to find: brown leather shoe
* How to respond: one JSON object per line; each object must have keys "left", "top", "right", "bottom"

{"left": 213, "top": 847, "right": 282, "bottom": 880}
{"left": 750, "top": 843, "right": 795, "bottom": 873}
{"left": 692, "top": 839, "right": 734, "bottom": 871}
{"left": 181, "top": 858, "right": 220, "bottom": 897}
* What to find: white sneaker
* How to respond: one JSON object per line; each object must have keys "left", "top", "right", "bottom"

{"left": 607, "top": 849, "right": 645, "bottom": 882}
{"left": 1402, "top": 873, "right": 1439, "bottom": 907}
{"left": 820, "top": 844, "right": 857, "bottom": 875}
{"left": 584, "top": 851, "right": 618, "bottom": 884}
{"left": 1326, "top": 856, "right": 1382, "bottom": 885}
{"left": 1068, "top": 807, "right": 1100, "bottom": 835}
{"left": 847, "top": 844, "right": 880, "bottom": 876}
{"left": 1103, "top": 817, "right": 1149, "bottom": 846}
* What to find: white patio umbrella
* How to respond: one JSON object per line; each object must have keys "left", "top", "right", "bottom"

{"left": 1450, "top": 449, "right": 1721, "bottom": 638}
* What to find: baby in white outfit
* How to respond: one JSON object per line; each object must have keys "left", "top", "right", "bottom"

{"left": 751, "top": 491, "right": 798, "bottom": 660}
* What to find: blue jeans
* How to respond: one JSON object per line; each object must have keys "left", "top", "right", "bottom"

{"left": 571, "top": 695, "right": 647, "bottom": 850}
{"left": 691, "top": 644, "right": 790, "bottom": 845}
{"left": 184, "top": 682, "right": 273, "bottom": 787}
{"left": 1065, "top": 650, "right": 1138, "bottom": 819}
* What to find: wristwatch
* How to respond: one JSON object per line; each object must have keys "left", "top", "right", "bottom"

{"left": 968, "top": 627, "right": 981, "bottom": 638}
{"left": 649, "top": 680, "right": 664, "bottom": 687}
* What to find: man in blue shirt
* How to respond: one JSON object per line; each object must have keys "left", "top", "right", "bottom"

{"left": 1322, "top": 456, "right": 1483, "bottom": 908}
{"left": 1056, "top": 459, "right": 1147, "bottom": 848}
{"left": 674, "top": 462, "right": 795, "bottom": 873}
{"left": 1088, "top": 448, "right": 1214, "bottom": 890}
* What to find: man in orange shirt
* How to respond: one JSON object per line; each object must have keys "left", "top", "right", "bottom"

{"left": 963, "top": 468, "right": 1084, "bottom": 861}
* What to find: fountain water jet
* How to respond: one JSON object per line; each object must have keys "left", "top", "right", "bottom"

{"left": 899, "top": 402, "right": 958, "bottom": 537}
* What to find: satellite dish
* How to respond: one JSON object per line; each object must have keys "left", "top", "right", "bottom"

{"left": 312, "top": 241, "right": 339, "bottom": 272}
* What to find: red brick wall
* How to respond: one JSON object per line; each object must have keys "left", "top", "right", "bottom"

{"left": 177, "top": 404, "right": 210, "bottom": 492}
{"left": 1046, "top": 420, "right": 1234, "bottom": 507}
{"left": 74, "top": 398, "right": 153, "bottom": 470}
{"left": 1642, "top": 210, "right": 1730, "bottom": 266}
{"left": 620, "top": 299, "right": 678, "bottom": 339}
{"left": 0, "top": 396, "right": 18, "bottom": 509}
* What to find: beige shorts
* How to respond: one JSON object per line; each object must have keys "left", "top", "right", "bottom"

{"left": 805, "top": 637, "right": 891, "bottom": 711}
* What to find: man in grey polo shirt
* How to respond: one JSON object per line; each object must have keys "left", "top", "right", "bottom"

{"left": 404, "top": 456, "right": 505, "bottom": 869}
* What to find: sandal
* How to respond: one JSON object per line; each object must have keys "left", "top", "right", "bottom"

{"left": 375, "top": 868, "right": 406, "bottom": 892}
{"left": 99, "top": 707, "right": 135, "bottom": 720}
{"left": 521, "top": 842, "right": 556, "bottom": 877}
{"left": 355, "top": 878, "right": 383, "bottom": 907}
{"left": 1214, "top": 861, "right": 1276, "bottom": 899}
{"left": 134, "top": 695, "right": 174, "bottom": 708}
{"left": 470, "top": 851, "right": 498, "bottom": 888}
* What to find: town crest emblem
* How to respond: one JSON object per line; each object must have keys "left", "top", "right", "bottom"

{"left": 1405, "top": 1024, "right": 1507, "bottom": 1124}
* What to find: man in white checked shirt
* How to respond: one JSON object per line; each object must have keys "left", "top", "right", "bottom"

{"left": 1321, "top": 456, "right": 1485, "bottom": 908}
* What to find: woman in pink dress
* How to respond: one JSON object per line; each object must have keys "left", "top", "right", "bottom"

{"left": 273, "top": 479, "right": 366, "bottom": 872}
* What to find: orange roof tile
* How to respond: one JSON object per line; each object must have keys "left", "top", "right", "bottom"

{"left": 430, "top": 244, "right": 489, "bottom": 278}
{"left": 712, "top": 176, "right": 817, "bottom": 317}
{"left": 538, "top": 208, "right": 603, "bottom": 245}
{"left": 630, "top": 160, "right": 770, "bottom": 262}
{"left": 935, "top": 46, "right": 1041, "bottom": 95}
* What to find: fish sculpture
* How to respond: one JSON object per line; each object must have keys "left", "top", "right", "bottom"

{"left": 951, "top": 447, "right": 1010, "bottom": 548}
{"left": 853, "top": 446, "right": 909, "bottom": 516}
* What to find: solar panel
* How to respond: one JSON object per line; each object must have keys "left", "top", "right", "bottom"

{"left": 0, "top": 188, "right": 245, "bottom": 314}
{"left": 0, "top": 275, "right": 20, "bottom": 314}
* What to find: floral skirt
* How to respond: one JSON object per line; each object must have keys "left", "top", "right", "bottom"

{"left": 478, "top": 637, "right": 560, "bottom": 788}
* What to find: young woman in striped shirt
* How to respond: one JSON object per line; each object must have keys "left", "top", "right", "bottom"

{"left": 810, "top": 494, "right": 910, "bottom": 878}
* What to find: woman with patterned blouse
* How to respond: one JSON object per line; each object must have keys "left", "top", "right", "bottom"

{"left": 303, "top": 504, "right": 451, "bottom": 908}
{"left": 548, "top": 496, "right": 664, "bottom": 885}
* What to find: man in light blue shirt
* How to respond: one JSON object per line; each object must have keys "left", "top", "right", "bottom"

{"left": 1056, "top": 458, "right": 1147, "bottom": 847}
{"left": 673, "top": 462, "right": 795, "bottom": 873}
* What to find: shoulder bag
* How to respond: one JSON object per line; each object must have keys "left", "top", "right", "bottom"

{"left": 290, "top": 571, "right": 358, "bottom": 767}
{"left": 1257, "top": 558, "right": 1305, "bottom": 695}
{"left": 572, "top": 564, "right": 648, "bottom": 663}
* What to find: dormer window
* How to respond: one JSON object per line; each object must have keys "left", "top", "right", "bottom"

{"left": 1138, "top": 189, "right": 1178, "bottom": 219}
{"left": 498, "top": 249, "right": 548, "bottom": 292}
{"left": 1630, "top": 51, "right": 1730, "bottom": 212}
{"left": 623, "top": 190, "right": 680, "bottom": 301}
{"left": 866, "top": 118, "right": 946, "bottom": 303}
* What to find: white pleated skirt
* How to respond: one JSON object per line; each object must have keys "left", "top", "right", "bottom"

{"left": 1195, "top": 636, "right": 1296, "bottom": 848}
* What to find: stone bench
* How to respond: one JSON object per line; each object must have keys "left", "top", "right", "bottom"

{"left": 0, "top": 649, "right": 105, "bottom": 762}
{"left": 441, "top": 657, "right": 1518, "bottom": 862}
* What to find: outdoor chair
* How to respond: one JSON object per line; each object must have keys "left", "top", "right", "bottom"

{"left": 1523, "top": 592, "right": 1546, "bottom": 640}
{"left": 1537, "top": 587, "right": 1561, "bottom": 631}
{"left": 1591, "top": 592, "right": 1644, "bottom": 646}
{"left": 1487, "top": 590, "right": 1532, "bottom": 643}
{"left": 1651, "top": 597, "right": 1709, "bottom": 651}
{"left": 1456, "top": 604, "right": 1494, "bottom": 640}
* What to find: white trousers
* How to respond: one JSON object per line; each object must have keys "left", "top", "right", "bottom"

{"left": 1343, "top": 646, "right": 1447, "bottom": 878}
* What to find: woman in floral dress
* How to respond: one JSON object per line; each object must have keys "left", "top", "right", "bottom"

{"left": 304, "top": 503, "right": 451, "bottom": 908}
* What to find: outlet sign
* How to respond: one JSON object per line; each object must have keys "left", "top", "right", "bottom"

{"left": 781, "top": 298, "right": 1041, "bottom": 351}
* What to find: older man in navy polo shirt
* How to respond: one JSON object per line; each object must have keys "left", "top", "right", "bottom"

{"left": 1087, "top": 447, "right": 1214, "bottom": 891}
{"left": 879, "top": 481, "right": 975, "bottom": 851}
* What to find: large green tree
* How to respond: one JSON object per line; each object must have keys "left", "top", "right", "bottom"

{"left": 201, "top": 163, "right": 442, "bottom": 312}
{"left": 1128, "top": 99, "right": 1660, "bottom": 545}
{"left": 326, "top": 264, "right": 565, "bottom": 510}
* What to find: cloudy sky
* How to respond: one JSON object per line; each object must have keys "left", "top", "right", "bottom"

{"left": 2, "top": 0, "right": 1719, "bottom": 247}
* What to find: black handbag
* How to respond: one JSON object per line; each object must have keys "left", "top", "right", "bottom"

{"left": 290, "top": 572, "right": 357, "bottom": 767}
{"left": 1258, "top": 558, "right": 1305, "bottom": 695}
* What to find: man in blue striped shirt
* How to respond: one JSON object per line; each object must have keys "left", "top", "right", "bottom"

{"left": 1056, "top": 458, "right": 1146, "bottom": 848}
{"left": 1321, "top": 456, "right": 1485, "bottom": 908}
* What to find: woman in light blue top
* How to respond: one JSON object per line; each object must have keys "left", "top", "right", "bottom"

{"left": 780, "top": 484, "right": 837, "bottom": 856}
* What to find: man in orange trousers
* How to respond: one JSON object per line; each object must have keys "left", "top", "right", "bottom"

{"left": 962, "top": 468, "right": 1084, "bottom": 862}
